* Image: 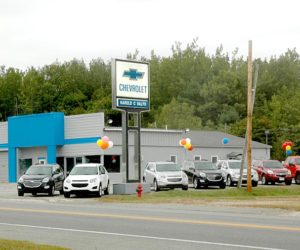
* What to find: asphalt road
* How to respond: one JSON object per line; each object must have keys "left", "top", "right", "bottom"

{"left": 0, "top": 183, "right": 299, "bottom": 250}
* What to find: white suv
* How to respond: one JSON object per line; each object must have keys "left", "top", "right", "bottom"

{"left": 143, "top": 161, "right": 189, "bottom": 191}
{"left": 216, "top": 160, "right": 258, "bottom": 187}
{"left": 63, "top": 163, "right": 110, "bottom": 198}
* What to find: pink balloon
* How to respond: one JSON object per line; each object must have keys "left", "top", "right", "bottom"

{"left": 102, "top": 136, "right": 109, "bottom": 142}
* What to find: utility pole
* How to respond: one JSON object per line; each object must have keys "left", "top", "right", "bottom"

{"left": 237, "top": 62, "right": 259, "bottom": 188}
{"left": 246, "top": 40, "right": 253, "bottom": 192}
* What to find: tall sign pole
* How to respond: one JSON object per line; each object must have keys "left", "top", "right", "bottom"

{"left": 247, "top": 41, "right": 253, "bottom": 192}
{"left": 112, "top": 59, "right": 150, "bottom": 183}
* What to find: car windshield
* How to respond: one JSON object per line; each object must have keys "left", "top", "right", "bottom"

{"left": 295, "top": 159, "right": 300, "bottom": 164}
{"left": 156, "top": 163, "right": 181, "bottom": 172}
{"left": 25, "top": 166, "right": 53, "bottom": 175}
{"left": 194, "top": 161, "right": 217, "bottom": 170}
{"left": 228, "top": 162, "right": 244, "bottom": 169}
{"left": 263, "top": 161, "right": 283, "bottom": 169}
{"left": 70, "top": 166, "right": 98, "bottom": 175}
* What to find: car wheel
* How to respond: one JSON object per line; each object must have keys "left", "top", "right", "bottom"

{"left": 104, "top": 181, "right": 110, "bottom": 195}
{"left": 285, "top": 180, "right": 292, "bottom": 185}
{"left": 98, "top": 184, "right": 103, "bottom": 197}
{"left": 193, "top": 177, "right": 199, "bottom": 189}
{"left": 226, "top": 176, "right": 233, "bottom": 186}
{"left": 64, "top": 192, "right": 70, "bottom": 198}
{"left": 32, "top": 192, "right": 37, "bottom": 196}
{"left": 220, "top": 183, "right": 226, "bottom": 189}
{"left": 295, "top": 174, "right": 300, "bottom": 184}
{"left": 252, "top": 181, "right": 258, "bottom": 187}
{"left": 154, "top": 179, "right": 160, "bottom": 192}
{"left": 182, "top": 185, "right": 188, "bottom": 191}
{"left": 48, "top": 185, "right": 55, "bottom": 196}
{"left": 18, "top": 191, "right": 24, "bottom": 197}
{"left": 261, "top": 175, "right": 268, "bottom": 185}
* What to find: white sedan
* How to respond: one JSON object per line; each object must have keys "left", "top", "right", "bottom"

{"left": 63, "top": 163, "right": 110, "bottom": 198}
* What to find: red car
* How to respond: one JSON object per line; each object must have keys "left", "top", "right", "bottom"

{"left": 283, "top": 156, "right": 300, "bottom": 184}
{"left": 252, "top": 160, "right": 292, "bottom": 185}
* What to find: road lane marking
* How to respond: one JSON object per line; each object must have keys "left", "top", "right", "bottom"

{"left": 0, "top": 207, "right": 300, "bottom": 232}
{"left": 0, "top": 222, "right": 285, "bottom": 250}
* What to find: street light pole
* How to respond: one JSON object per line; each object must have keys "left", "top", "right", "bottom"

{"left": 265, "top": 130, "right": 269, "bottom": 158}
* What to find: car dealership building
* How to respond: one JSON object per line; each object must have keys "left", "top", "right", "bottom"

{"left": 0, "top": 112, "right": 271, "bottom": 183}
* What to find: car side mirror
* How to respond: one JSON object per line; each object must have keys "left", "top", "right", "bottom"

{"left": 66, "top": 172, "right": 70, "bottom": 177}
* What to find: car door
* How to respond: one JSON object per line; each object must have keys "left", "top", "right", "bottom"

{"left": 220, "top": 161, "right": 229, "bottom": 177}
{"left": 144, "top": 163, "right": 153, "bottom": 184}
{"left": 253, "top": 161, "right": 263, "bottom": 179}
{"left": 99, "top": 166, "right": 108, "bottom": 188}
{"left": 288, "top": 158, "right": 297, "bottom": 177}
{"left": 147, "top": 163, "right": 156, "bottom": 184}
{"left": 52, "top": 167, "right": 61, "bottom": 190}
{"left": 183, "top": 162, "right": 194, "bottom": 183}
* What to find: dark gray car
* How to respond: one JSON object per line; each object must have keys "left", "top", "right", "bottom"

{"left": 182, "top": 161, "right": 226, "bottom": 189}
{"left": 17, "top": 164, "right": 64, "bottom": 196}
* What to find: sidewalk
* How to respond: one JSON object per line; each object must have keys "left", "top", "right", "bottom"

{"left": 0, "top": 183, "right": 17, "bottom": 198}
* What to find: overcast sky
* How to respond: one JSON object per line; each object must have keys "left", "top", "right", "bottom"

{"left": 1, "top": 0, "right": 299, "bottom": 70}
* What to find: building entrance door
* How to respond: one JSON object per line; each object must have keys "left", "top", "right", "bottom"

{"left": 66, "top": 157, "right": 75, "bottom": 173}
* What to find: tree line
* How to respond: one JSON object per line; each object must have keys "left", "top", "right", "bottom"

{"left": 1, "top": 39, "right": 300, "bottom": 159}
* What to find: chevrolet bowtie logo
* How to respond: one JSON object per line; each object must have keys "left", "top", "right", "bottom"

{"left": 123, "top": 69, "right": 144, "bottom": 80}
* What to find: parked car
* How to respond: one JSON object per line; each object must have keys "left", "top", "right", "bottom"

{"left": 216, "top": 160, "right": 258, "bottom": 187}
{"left": 63, "top": 163, "right": 110, "bottom": 198}
{"left": 17, "top": 164, "right": 64, "bottom": 196}
{"left": 182, "top": 160, "right": 226, "bottom": 189}
{"left": 143, "top": 161, "right": 188, "bottom": 191}
{"left": 283, "top": 156, "right": 300, "bottom": 184}
{"left": 253, "top": 159, "right": 292, "bottom": 185}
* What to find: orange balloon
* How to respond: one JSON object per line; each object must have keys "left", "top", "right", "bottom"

{"left": 188, "top": 145, "right": 193, "bottom": 151}
{"left": 101, "top": 141, "right": 109, "bottom": 150}
{"left": 181, "top": 139, "right": 186, "bottom": 145}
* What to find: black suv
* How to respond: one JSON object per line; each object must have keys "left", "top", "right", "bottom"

{"left": 182, "top": 160, "right": 226, "bottom": 189}
{"left": 17, "top": 164, "right": 64, "bottom": 196}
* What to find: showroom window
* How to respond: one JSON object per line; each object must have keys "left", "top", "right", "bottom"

{"left": 194, "top": 155, "right": 201, "bottom": 161}
{"left": 85, "top": 155, "right": 101, "bottom": 163}
{"left": 104, "top": 155, "right": 120, "bottom": 173}
{"left": 211, "top": 155, "right": 218, "bottom": 163}
{"left": 170, "top": 155, "right": 177, "bottom": 163}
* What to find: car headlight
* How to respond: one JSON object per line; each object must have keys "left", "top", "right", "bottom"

{"left": 267, "top": 170, "right": 274, "bottom": 175}
{"left": 18, "top": 177, "right": 24, "bottom": 183}
{"left": 199, "top": 172, "right": 206, "bottom": 178}
{"left": 42, "top": 177, "right": 50, "bottom": 183}
{"left": 65, "top": 179, "right": 71, "bottom": 184}
{"left": 182, "top": 173, "right": 188, "bottom": 180}
{"left": 221, "top": 172, "right": 226, "bottom": 178}
{"left": 90, "top": 178, "right": 98, "bottom": 183}
{"left": 157, "top": 175, "right": 167, "bottom": 180}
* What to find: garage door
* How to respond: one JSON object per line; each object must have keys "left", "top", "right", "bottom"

{"left": 0, "top": 151, "right": 8, "bottom": 182}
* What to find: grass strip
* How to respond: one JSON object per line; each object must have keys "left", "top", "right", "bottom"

{"left": 0, "top": 239, "right": 69, "bottom": 250}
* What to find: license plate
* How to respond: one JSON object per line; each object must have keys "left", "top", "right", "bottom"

{"left": 279, "top": 177, "right": 284, "bottom": 181}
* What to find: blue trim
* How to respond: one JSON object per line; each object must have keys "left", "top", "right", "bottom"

{"left": 47, "top": 145, "right": 56, "bottom": 164}
{"left": 64, "top": 137, "right": 99, "bottom": 145}
{"left": 0, "top": 144, "right": 8, "bottom": 148}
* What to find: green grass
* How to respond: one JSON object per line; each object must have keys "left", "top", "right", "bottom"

{"left": 101, "top": 185, "right": 300, "bottom": 204}
{"left": 0, "top": 239, "right": 69, "bottom": 250}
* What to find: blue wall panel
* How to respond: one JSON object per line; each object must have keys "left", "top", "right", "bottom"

{"left": 8, "top": 112, "right": 64, "bottom": 147}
